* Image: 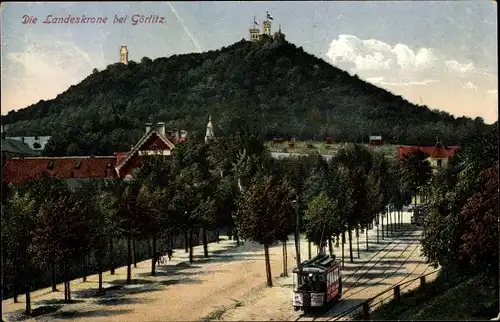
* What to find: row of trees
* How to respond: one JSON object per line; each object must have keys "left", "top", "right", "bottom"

{"left": 2, "top": 124, "right": 448, "bottom": 316}
{"left": 420, "top": 126, "right": 499, "bottom": 285}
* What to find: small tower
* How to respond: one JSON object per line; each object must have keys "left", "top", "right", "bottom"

{"left": 249, "top": 16, "right": 260, "bottom": 42}
{"left": 263, "top": 19, "right": 272, "bottom": 36}
{"left": 120, "top": 46, "right": 129, "bottom": 65}
{"left": 205, "top": 115, "right": 215, "bottom": 143}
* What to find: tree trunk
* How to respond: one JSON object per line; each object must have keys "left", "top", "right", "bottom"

{"left": 282, "top": 241, "right": 288, "bottom": 277}
{"left": 133, "top": 238, "right": 137, "bottom": 268}
{"left": 365, "top": 225, "right": 369, "bottom": 251}
{"left": 341, "top": 232, "right": 345, "bottom": 268}
{"left": 64, "top": 261, "right": 71, "bottom": 302}
{"left": 50, "top": 252, "right": 57, "bottom": 291}
{"left": 127, "top": 230, "right": 132, "bottom": 284}
{"left": 12, "top": 264, "right": 18, "bottom": 303}
{"left": 328, "top": 237, "right": 333, "bottom": 257}
{"left": 389, "top": 209, "right": 393, "bottom": 233}
{"left": 356, "top": 227, "right": 360, "bottom": 259}
{"left": 110, "top": 238, "right": 115, "bottom": 275}
{"left": 170, "top": 232, "right": 174, "bottom": 249}
{"left": 184, "top": 231, "right": 189, "bottom": 253}
{"left": 308, "top": 240, "right": 312, "bottom": 259}
{"left": 264, "top": 243, "right": 273, "bottom": 287}
{"left": 216, "top": 228, "right": 220, "bottom": 244}
{"left": 202, "top": 228, "right": 209, "bottom": 257}
{"left": 348, "top": 226, "right": 354, "bottom": 263}
{"left": 381, "top": 212, "right": 384, "bottom": 239}
{"left": 24, "top": 284, "right": 31, "bottom": 315}
{"left": 335, "top": 235, "right": 339, "bottom": 247}
{"left": 98, "top": 257, "right": 103, "bottom": 294}
{"left": 82, "top": 252, "right": 87, "bottom": 282}
{"left": 377, "top": 216, "right": 380, "bottom": 243}
{"left": 189, "top": 229, "right": 194, "bottom": 264}
{"left": 386, "top": 209, "right": 389, "bottom": 236}
{"left": 151, "top": 234, "right": 157, "bottom": 276}
{"left": 234, "top": 229, "right": 240, "bottom": 246}
{"left": 24, "top": 268, "right": 31, "bottom": 315}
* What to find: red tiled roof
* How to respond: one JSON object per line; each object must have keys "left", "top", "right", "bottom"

{"left": 2, "top": 156, "right": 117, "bottom": 184}
{"left": 397, "top": 145, "right": 460, "bottom": 160}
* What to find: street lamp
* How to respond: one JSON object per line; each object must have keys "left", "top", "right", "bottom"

{"left": 292, "top": 199, "right": 301, "bottom": 270}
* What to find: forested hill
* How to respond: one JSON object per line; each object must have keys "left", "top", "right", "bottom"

{"left": 2, "top": 35, "right": 492, "bottom": 156}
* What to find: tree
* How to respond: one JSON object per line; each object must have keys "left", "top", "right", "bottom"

{"left": 458, "top": 164, "right": 499, "bottom": 284}
{"left": 304, "top": 191, "right": 342, "bottom": 254}
{"left": 31, "top": 191, "right": 89, "bottom": 302}
{"left": 400, "top": 149, "right": 432, "bottom": 206}
{"left": 2, "top": 189, "right": 37, "bottom": 313}
{"left": 236, "top": 175, "right": 295, "bottom": 287}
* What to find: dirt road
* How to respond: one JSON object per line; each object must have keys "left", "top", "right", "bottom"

{"left": 2, "top": 211, "right": 431, "bottom": 322}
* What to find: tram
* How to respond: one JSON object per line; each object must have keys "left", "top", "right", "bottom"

{"left": 292, "top": 253, "right": 342, "bottom": 312}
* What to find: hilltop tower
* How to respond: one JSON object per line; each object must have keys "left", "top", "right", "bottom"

{"left": 249, "top": 16, "right": 260, "bottom": 42}
{"left": 263, "top": 19, "right": 272, "bottom": 36}
{"left": 205, "top": 114, "right": 215, "bottom": 143}
{"left": 120, "top": 46, "right": 129, "bottom": 65}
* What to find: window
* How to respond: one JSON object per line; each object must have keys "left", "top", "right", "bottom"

{"left": 74, "top": 160, "right": 82, "bottom": 169}
{"left": 47, "top": 160, "right": 55, "bottom": 170}
{"left": 437, "top": 159, "right": 442, "bottom": 167}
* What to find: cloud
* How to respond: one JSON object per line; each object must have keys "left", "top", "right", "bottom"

{"left": 487, "top": 89, "right": 498, "bottom": 95}
{"left": 367, "top": 77, "right": 439, "bottom": 87}
{"left": 463, "top": 81, "right": 478, "bottom": 90}
{"left": 326, "top": 34, "right": 438, "bottom": 72}
{"left": 445, "top": 60, "right": 475, "bottom": 73}
{"left": 1, "top": 36, "right": 106, "bottom": 113}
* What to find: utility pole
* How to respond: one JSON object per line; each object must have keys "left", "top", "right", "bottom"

{"left": 293, "top": 200, "right": 301, "bottom": 271}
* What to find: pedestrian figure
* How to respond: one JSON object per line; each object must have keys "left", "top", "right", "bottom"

{"left": 167, "top": 247, "right": 173, "bottom": 261}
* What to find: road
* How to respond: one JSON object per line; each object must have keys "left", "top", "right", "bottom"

{"left": 2, "top": 211, "right": 431, "bottom": 322}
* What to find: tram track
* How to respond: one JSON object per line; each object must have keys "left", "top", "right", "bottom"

{"left": 293, "top": 225, "right": 421, "bottom": 322}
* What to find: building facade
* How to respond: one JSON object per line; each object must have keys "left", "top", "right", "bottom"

{"left": 397, "top": 141, "right": 460, "bottom": 170}
{"left": 2, "top": 121, "right": 192, "bottom": 186}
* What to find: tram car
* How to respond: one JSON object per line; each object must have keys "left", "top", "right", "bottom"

{"left": 292, "top": 253, "right": 342, "bottom": 312}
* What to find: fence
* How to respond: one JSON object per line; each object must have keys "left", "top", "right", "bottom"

{"left": 333, "top": 269, "right": 440, "bottom": 321}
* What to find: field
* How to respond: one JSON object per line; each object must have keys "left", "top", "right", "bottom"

{"left": 265, "top": 141, "right": 399, "bottom": 160}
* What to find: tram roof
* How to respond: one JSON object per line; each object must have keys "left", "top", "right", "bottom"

{"left": 292, "top": 253, "right": 340, "bottom": 273}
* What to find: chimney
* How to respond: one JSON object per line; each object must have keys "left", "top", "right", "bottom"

{"left": 145, "top": 122, "right": 152, "bottom": 133}
{"left": 174, "top": 130, "right": 180, "bottom": 142}
{"left": 157, "top": 122, "right": 166, "bottom": 136}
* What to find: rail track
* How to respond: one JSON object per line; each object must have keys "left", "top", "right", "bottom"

{"left": 294, "top": 226, "right": 425, "bottom": 321}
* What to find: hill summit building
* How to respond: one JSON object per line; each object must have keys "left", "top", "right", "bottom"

{"left": 248, "top": 11, "right": 283, "bottom": 42}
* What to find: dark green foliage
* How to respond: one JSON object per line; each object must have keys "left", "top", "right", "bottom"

{"left": 2, "top": 39, "right": 490, "bottom": 156}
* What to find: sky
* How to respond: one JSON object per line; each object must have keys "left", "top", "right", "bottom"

{"left": 1, "top": 1, "right": 498, "bottom": 123}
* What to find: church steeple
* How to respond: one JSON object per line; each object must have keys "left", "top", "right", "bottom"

{"left": 205, "top": 115, "right": 215, "bottom": 143}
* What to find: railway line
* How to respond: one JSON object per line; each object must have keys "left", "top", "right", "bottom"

{"left": 294, "top": 226, "right": 425, "bottom": 322}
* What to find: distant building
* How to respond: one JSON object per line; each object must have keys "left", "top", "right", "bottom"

{"left": 248, "top": 11, "right": 283, "bottom": 42}
{"left": 205, "top": 115, "right": 215, "bottom": 143}
{"left": 369, "top": 135, "right": 384, "bottom": 145}
{"left": 120, "top": 45, "right": 129, "bottom": 65}
{"left": 397, "top": 140, "right": 460, "bottom": 171}
{"left": 1, "top": 125, "right": 37, "bottom": 167}
{"left": 6, "top": 135, "right": 51, "bottom": 154}
{"left": 2, "top": 120, "right": 191, "bottom": 186}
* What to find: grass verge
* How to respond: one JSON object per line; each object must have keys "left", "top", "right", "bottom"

{"left": 366, "top": 273, "right": 498, "bottom": 320}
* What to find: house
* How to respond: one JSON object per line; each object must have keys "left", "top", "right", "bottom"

{"left": 2, "top": 121, "right": 190, "bottom": 186}
{"left": 397, "top": 140, "right": 460, "bottom": 170}
{"left": 369, "top": 135, "right": 384, "bottom": 145}
{"left": 6, "top": 135, "right": 51, "bottom": 155}
{"left": 1, "top": 125, "right": 38, "bottom": 167}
